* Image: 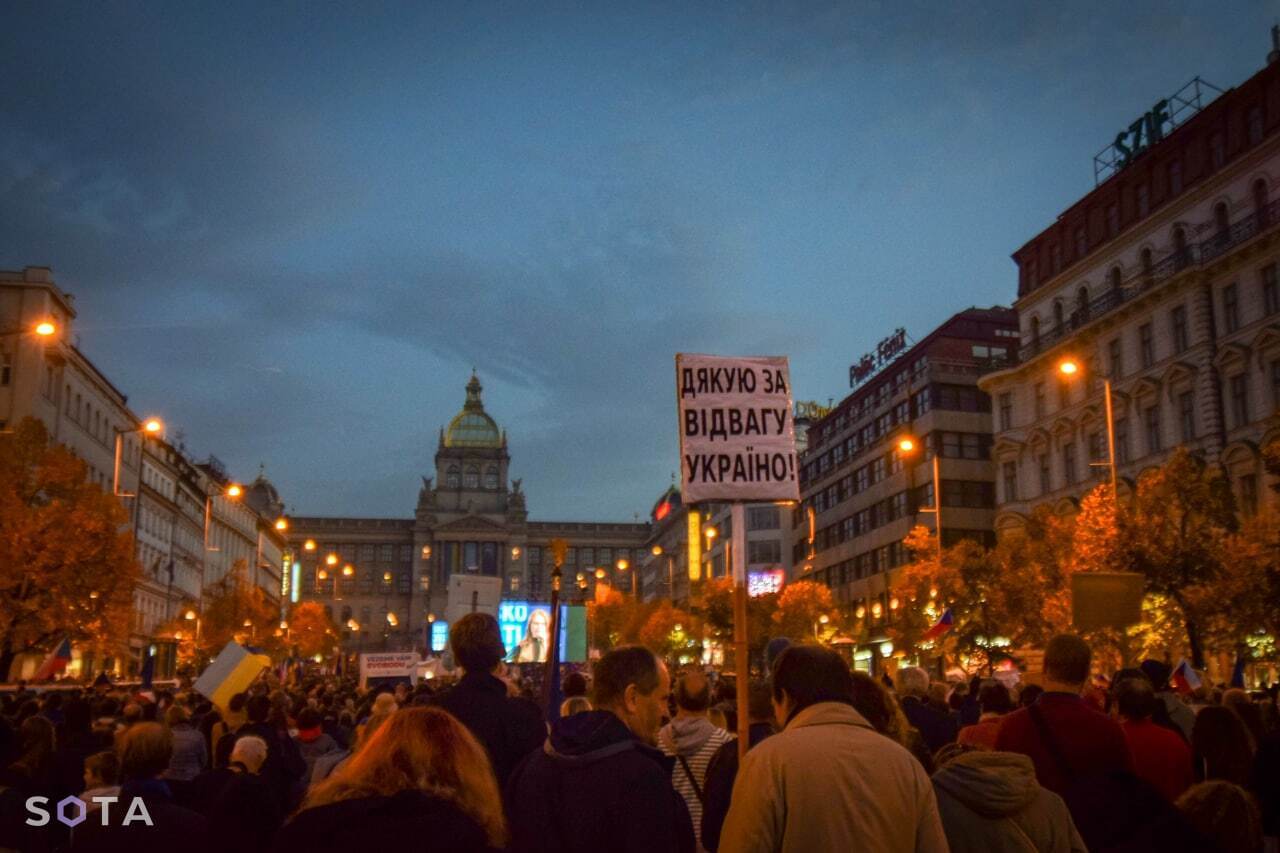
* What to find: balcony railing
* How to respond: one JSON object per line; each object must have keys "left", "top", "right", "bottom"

{"left": 1019, "top": 197, "right": 1280, "bottom": 361}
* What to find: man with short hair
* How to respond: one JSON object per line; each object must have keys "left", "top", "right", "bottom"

{"left": 994, "top": 634, "right": 1134, "bottom": 797}
{"left": 657, "top": 671, "right": 733, "bottom": 848}
{"left": 506, "top": 645, "right": 694, "bottom": 853}
{"left": 429, "top": 612, "right": 546, "bottom": 792}
{"left": 719, "top": 646, "right": 947, "bottom": 852}
{"left": 956, "top": 681, "right": 1013, "bottom": 750}
{"left": 700, "top": 680, "right": 774, "bottom": 852}
{"left": 897, "top": 666, "right": 959, "bottom": 753}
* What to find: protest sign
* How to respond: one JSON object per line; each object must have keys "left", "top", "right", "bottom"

{"left": 676, "top": 354, "right": 800, "bottom": 504}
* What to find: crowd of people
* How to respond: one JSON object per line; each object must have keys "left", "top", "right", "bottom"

{"left": 0, "top": 619, "right": 1276, "bottom": 852}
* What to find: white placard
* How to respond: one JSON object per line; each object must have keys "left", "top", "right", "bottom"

{"left": 676, "top": 354, "right": 800, "bottom": 504}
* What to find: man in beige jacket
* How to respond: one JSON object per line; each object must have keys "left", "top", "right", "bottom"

{"left": 718, "top": 646, "right": 949, "bottom": 853}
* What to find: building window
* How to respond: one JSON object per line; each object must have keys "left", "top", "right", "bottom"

{"left": 1137, "top": 184, "right": 1150, "bottom": 217}
{"left": 1051, "top": 244, "right": 1062, "bottom": 274}
{"left": 1144, "top": 406, "right": 1161, "bottom": 455}
{"left": 1002, "top": 461, "right": 1018, "bottom": 503}
{"left": 1115, "top": 418, "right": 1129, "bottom": 464}
{"left": 1038, "top": 454, "right": 1052, "bottom": 495}
{"left": 1263, "top": 263, "right": 1279, "bottom": 315}
{"left": 464, "top": 466, "right": 479, "bottom": 489}
{"left": 1139, "top": 323, "right": 1155, "bottom": 368}
{"left": 1075, "top": 227, "right": 1087, "bottom": 259}
{"left": 1057, "top": 377, "right": 1071, "bottom": 410}
{"left": 998, "top": 393, "right": 1012, "bottom": 431}
{"left": 1178, "top": 391, "right": 1195, "bottom": 442}
{"left": 747, "top": 539, "right": 782, "bottom": 564}
{"left": 1087, "top": 432, "right": 1105, "bottom": 479}
{"left": 1106, "top": 204, "right": 1120, "bottom": 237}
{"left": 1210, "top": 285, "right": 1236, "bottom": 339}
{"left": 747, "top": 506, "right": 780, "bottom": 530}
{"left": 1171, "top": 305, "right": 1188, "bottom": 353}
{"left": 1168, "top": 160, "right": 1183, "bottom": 195}
{"left": 1030, "top": 316, "right": 1041, "bottom": 349}
{"left": 1229, "top": 374, "right": 1250, "bottom": 428}
{"left": 484, "top": 467, "right": 499, "bottom": 489}
{"left": 1210, "top": 133, "right": 1225, "bottom": 169}
{"left": 509, "top": 573, "right": 520, "bottom": 593}
{"left": 1034, "top": 383, "right": 1046, "bottom": 419}
{"left": 1109, "top": 338, "right": 1124, "bottom": 379}
{"left": 1248, "top": 106, "right": 1264, "bottom": 145}
{"left": 446, "top": 466, "right": 460, "bottom": 488}
{"left": 1062, "top": 442, "right": 1077, "bottom": 486}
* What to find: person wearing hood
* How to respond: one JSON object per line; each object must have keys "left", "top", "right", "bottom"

{"left": 932, "top": 744, "right": 1086, "bottom": 853}
{"left": 505, "top": 645, "right": 694, "bottom": 853}
{"left": 657, "top": 670, "right": 733, "bottom": 849}
{"left": 429, "top": 613, "right": 547, "bottom": 794}
{"left": 719, "top": 646, "right": 947, "bottom": 853}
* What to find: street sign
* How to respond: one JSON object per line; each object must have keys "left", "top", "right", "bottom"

{"left": 676, "top": 354, "right": 800, "bottom": 504}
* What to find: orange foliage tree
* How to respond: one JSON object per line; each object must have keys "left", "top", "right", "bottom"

{"left": 0, "top": 418, "right": 141, "bottom": 678}
{"left": 284, "top": 600, "right": 339, "bottom": 658}
{"left": 198, "top": 558, "right": 278, "bottom": 657}
{"left": 772, "top": 580, "right": 840, "bottom": 643}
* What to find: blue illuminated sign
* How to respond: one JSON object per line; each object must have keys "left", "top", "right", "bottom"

{"left": 430, "top": 620, "right": 449, "bottom": 652}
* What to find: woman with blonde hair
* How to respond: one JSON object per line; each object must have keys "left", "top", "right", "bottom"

{"left": 276, "top": 707, "right": 503, "bottom": 851}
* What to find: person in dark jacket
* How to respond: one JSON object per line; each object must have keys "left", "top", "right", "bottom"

{"left": 275, "top": 707, "right": 504, "bottom": 852}
{"left": 430, "top": 612, "right": 546, "bottom": 792}
{"left": 701, "top": 680, "right": 773, "bottom": 852}
{"left": 214, "top": 694, "right": 306, "bottom": 810}
{"left": 71, "top": 722, "right": 212, "bottom": 853}
{"left": 898, "top": 666, "right": 959, "bottom": 754}
{"left": 190, "top": 735, "right": 281, "bottom": 853}
{"left": 506, "top": 645, "right": 694, "bottom": 853}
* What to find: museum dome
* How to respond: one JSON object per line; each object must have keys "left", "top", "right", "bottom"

{"left": 444, "top": 373, "right": 503, "bottom": 449}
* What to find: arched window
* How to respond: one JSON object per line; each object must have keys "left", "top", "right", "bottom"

{"left": 464, "top": 466, "right": 479, "bottom": 489}
{"left": 1053, "top": 301, "right": 1064, "bottom": 329}
{"left": 1109, "top": 266, "right": 1122, "bottom": 292}
{"left": 446, "top": 465, "right": 460, "bottom": 488}
{"left": 484, "top": 467, "right": 499, "bottom": 489}
{"left": 1255, "top": 179, "right": 1270, "bottom": 227}
{"left": 1030, "top": 316, "right": 1041, "bottom": 349}
{"left": 1213, "top": 202, "right": 1229, "bottom": 236}
{"left": 1172, "top": 227, "right": 1188, "bottom": 270}
{"left": 1075, "top": 286, "right": 1089, "bottom": 325}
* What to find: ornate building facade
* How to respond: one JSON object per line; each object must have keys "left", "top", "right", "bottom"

{"left": 288, "top": 374, "right": 650, "bottom": 654}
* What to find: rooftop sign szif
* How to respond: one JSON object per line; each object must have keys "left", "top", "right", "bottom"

{"left": 676, "top": 354, "right": 800, "bottom": 504}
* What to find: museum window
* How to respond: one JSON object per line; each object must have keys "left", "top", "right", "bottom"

{"left": 464, "top": 466, "right": 479, "bottom": 489}
{"left": 485, "top": 467, "right": 498, "bottom": 489}
{"left": 446, "top": 466, "right": 460, "bottom": 488}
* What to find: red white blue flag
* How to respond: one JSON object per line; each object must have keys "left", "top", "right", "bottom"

{"left": 33, "top": 638, "right": 72, "bottom": 681}
{"left": 922, "top": 609, "right": 954, "bottom": 642}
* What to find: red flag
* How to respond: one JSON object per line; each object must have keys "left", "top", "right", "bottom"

{"left": 33, "top": 639, "right": 72, "bottom": 681}
{"left": 922, "top": 609, "right": 954, "bottom": 642}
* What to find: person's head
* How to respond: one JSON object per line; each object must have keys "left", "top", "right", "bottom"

{"left": 1176, "top": 781, "right": 1262, "bottom": 853}
{"left": 764, "top": 637, "right": 792, "bottom": 673}
{"left": 1043, "top": 634, "right": 1091, "bottom": 691}
{"left": 1140, "top": 659, "right": 1173, "bottom": 691}
{"left": 84, "top": 750, "right": 119, "bottom": 789}
{"left": 372, "top": 691, "right": 398, "bottom": 716}
{"left": 559, "top": 696, "right": 592, "bottom": 717}
{"left": 849, "top": 670, "right": 910, "bottom": 746}
{"left": 121, "top": 703, "right": 142, "bottom": 724}
{"left": 978, "top": 681, "right": 1014, "bottom": 716}
{"left": 526, "top": 609, "right": 550, "bottom": 641}
{"left": 1019, "top": 683, "right": 1044, "bottom": 707}
{"left": 934, "top": 741, "right": 979, "bottom": 768}
{"left": 592, "top": 646, "right": 669, "bottom": 745}
{"left": 449, "top": 613, "right": 507, "bottom": 673}
{"left": 303, "top": 707, "right": 505, "bottom": 848}
{"left": 1192, "top": 706, "right": 1256, "bottom": 785}
{"left": 927, "top": 682, "right": 949, "bottom": 708}
{"left": 245, "top": 694, "right": 271, "bottom": 724}
{"left": 164, "top": 704, "right": 190, "bottom": 728}
{"left": 770, "top": 645, "right": 853, "bottom": 727}
{"left": 118, "top": 722, "right": 173, "bottom": 782}
{"left": 673, "top": 671, "right": 711, "bottom": 715}
{"left": 230, "top": 735, "right": 268, "bottom": 774}
{"left": 1114, "top": 677, "right": 1156, "bottom": 721}
{"left": 228, "top": 692, "right": 249, "bottom": 714}
{"left": 746, "top": 680, "right": 773, "bottom": 725}
{"left": 296, "top": 707, "right": 322, "bottom": 731}
{"left": 896, "top": 666, "right": 930, "bottom": 699}
{"left": 562, "top": 672, "right": 588, "bottom": 698}
{"left": 14, "top": 716, "right": 55, "bottom": 770}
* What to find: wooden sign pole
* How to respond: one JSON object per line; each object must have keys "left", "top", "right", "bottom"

{"left": 730, "top": 503, "right": 750, "bottom": 764}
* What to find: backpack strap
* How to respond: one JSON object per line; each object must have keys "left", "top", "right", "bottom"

{"left": 676, "top": 754, "right": 705, "bottom": 804}
{"left": 1028, "top": 703, "right": 1076, "bottom": 784}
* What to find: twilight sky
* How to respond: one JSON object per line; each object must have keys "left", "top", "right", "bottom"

{"left": 0, "top": 3, "right": 1269, "bottom": 521}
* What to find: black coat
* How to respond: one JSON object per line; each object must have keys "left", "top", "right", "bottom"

{"left": 190, "top": 766, "right": 282, "bottom": 853}
{"left": 429, "top": 672, "right": 546, "bottom": 790}
{"left": 214, "top": 720, "right": 306, "bottom": 810}
{"left": 505, "top": 710, "right": 695, "bottom": 853}
{"left": 70, "top": 781, "right": 212, "bottom": 853}
{"left": 901, "top": 695, "right": 959, "bottom": 754}
{"left": 273, "top": 790, "right": 494, "bottom": 852}
{"left": 700, "top": 722, "right": 773, "bottom": 852}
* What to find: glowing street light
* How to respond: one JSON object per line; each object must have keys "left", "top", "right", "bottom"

{"left": 325, "top": 553, "right": 339, "bottom": 566}
{"left": 274, "top": 518, "right": 288, "bottom": 532}
{"left": 142, "top": 418, "right": 163, "bottom": 434}
{"left": 1058, "top": 358, "right": 1118, "bottom": 495}
{"left": 226, "top": 484, "right": 243, "bottom": 498}
{"left": 185, "top": 610, "right": 196, "bottom": 621}
{"left": 34, "top": 321, "right": 57, "bottom": 337}
{"left": 113, "top": 416, "right": 166, "bottom": 496}
{"left": 342, "top": 564, "right": 354, "bottom": 577}
{"left": 897, "top": 437, "right": 915, "bottom": 453}
{"left": 896, "top": 434, "right": 943, "bottom": 551}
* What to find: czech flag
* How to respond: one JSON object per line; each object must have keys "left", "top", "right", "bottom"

{"left": 922, "top": 609, "right": 954, "bottom": 642}
{"left": 32, "top": 639, "right": 72, "bottom": 681}
{"left": 1171, "top": 659, "right": 1202, "bottom": 694}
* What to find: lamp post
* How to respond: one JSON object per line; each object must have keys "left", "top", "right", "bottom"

{"left": 897, "top": 437, "right": 944, "bottom": 553}
{"left": 112, "top": 417, "right": 163, "bottom": 498}
{"left": 616, "top": 559, "right": 634, "bottom": 597}
{"left": 1058, "top": 359, "right": 1118, "bottom": 496}
{"left": 651, "top": 545, "right": 675, "bottom": 601}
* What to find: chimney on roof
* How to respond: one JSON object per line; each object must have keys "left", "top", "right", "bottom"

{"left": 1269, "top": 23, "right": 1280, "bottom": 65}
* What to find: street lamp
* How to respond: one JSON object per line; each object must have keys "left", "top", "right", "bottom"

{"left": 274, "top": 518, "right": 288, "bottom": 532}
{"left": 325, "top": 553, "right": 339, "bottom": 567}
{"left": 33, "top": 321, "right": 57, "bottom": 337}
{"left": 112, "top": 417, "right": 164, "bottom": 497}
{"left": 1058, "top": 358, "right": 1118, "bottom": 495}
{"left": 616, "top": 559, "right": 635, "bottom": 596}
{"left": 203, "top": 483, "right": 243, "bottom": 551}
{"left": 897, "top": 436, "right": 943, "bottom": 550}
{"left": 651, "top": 545, "right": 676, "bottom": 601}
{"left": 303, "top": 539, "right": 316, "bottom": 552}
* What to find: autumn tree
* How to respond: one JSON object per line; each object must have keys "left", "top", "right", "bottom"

{"left": 198, "top": 558, "right": 278, "bottom": 657}
{"left": 699, "top": 578, "right": 778, "bottom": 667}
{"left": 1122, "top": 448, "right": 1237, "bottom": 669}
{"left": 637, "top": 601, "right": 700, "bottom": 662}
{"left": 586, "top": 587, "right": 648, "bottom": 652}
{"left": 772, "top": 580, "right": 839, "bottom": 643}
{"left": 0, "top": 418, "right": 141, "bottom": 678}
{"left": 284, "top": 600, "right": 339, "bottom": 658}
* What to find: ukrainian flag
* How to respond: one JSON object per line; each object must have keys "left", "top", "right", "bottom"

{"left": 194, "top": 642, "right": 273, "bottom": 711}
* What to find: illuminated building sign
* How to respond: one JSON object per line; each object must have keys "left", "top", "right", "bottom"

{"left": 748, "top": 569, "right": 785, "bottom": 597}
{"left": 430, "top": 620, "right": 449, "bottom": 652}
{"left": 289, "top": 561, "right": 300, "bottom": 604}
{"left": 687, "top": 510, "right": 702, "bottom": 581}
{"left": 849, "top": 328, "right": 908, "bottom": 388}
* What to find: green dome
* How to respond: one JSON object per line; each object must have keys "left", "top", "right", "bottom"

{"left": 444, "top": 374, "right": 503, "bottom": 448}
